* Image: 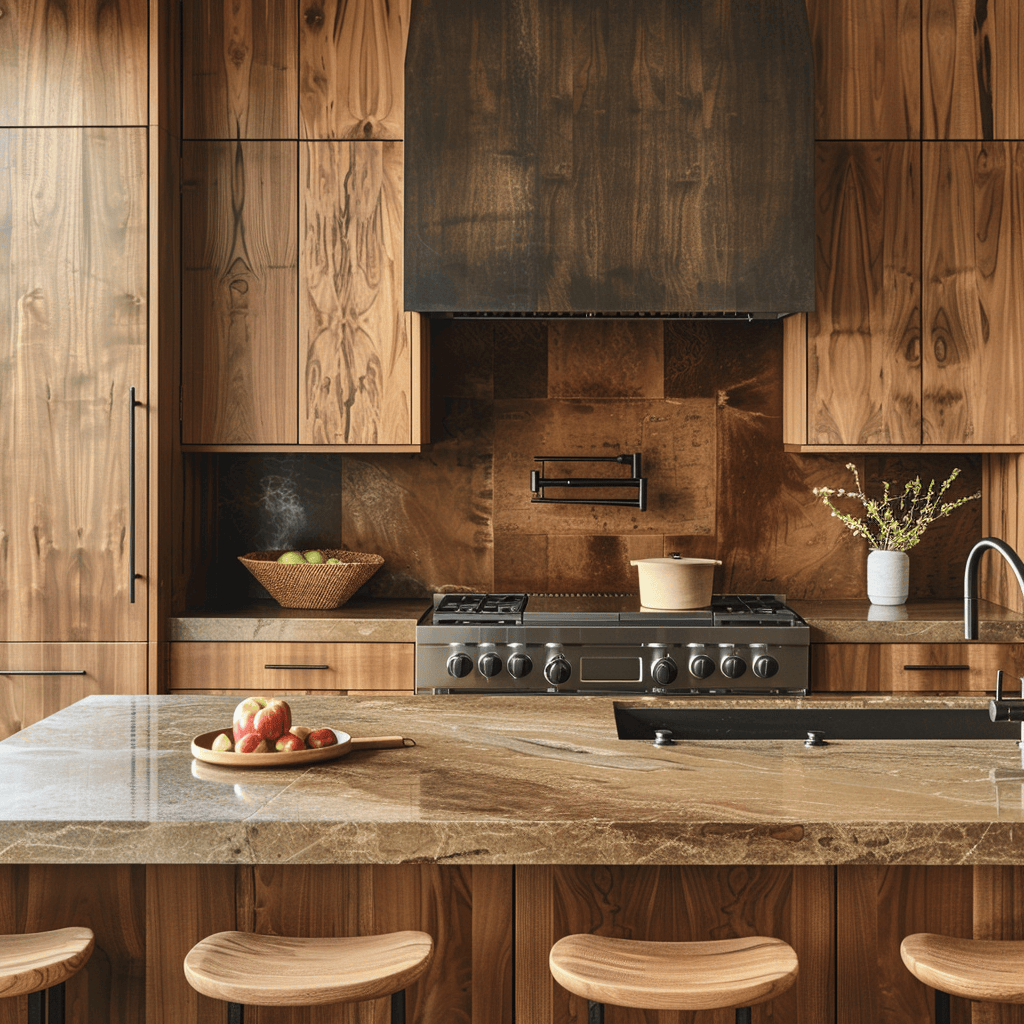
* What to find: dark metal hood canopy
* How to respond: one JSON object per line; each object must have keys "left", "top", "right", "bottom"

{"left": 404, "top": 0, "right": 815, "bottom": 319}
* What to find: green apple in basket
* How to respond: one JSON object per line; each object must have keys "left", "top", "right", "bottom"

{"left": 276, "top": 550, "right": 307, "bottom": 564}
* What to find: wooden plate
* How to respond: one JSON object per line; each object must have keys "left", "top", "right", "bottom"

{"left": 190, "top": 730, "right": 409, "bottom": 768}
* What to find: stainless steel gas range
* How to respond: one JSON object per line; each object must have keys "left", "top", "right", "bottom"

{"left": 415, "top": 593, "right": 810, "bottom": 695}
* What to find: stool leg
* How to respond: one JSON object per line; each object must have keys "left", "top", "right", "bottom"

{"left": 735, "top": 1007, "right": 752, "bottom": 1024}
{"left": 47, "top": 982, "right": 66, "bottom": 1024}
{"left": 26, "top": 991, "right": 44, "bottom": 1024}
{"left": 227, "top": 1003, "right": 244, "bottom": 1024}
{"left": 587, "top": 1000, "right": 605, "bottom": 1024}
{"left": 935, "top": 989, "right": 951, "bottom": 1024}
{"left": 391, "top": 988, "right": 406, "bottom": 1024}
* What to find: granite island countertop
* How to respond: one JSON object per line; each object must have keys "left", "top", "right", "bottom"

{"left": 5, "top": 693, "right": 1024, "bottom": 868}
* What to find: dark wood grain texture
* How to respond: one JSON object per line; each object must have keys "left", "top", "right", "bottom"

{"left": 0, "top": 0, "right": 147, "bottom": 127}
{"left": 181, "top": 141, "right": 298, "bottom": 445}
{"left": 981, "top": 455, "right": 1024, "bottom": 616}
{"left": 922, "top": 142, "right": 1024, "bottom": 444}
{"left": 0, "top": 128, "right": 148, "bottom": 642}
{"left": 182, "top": 0, "right": 298, "bottom": 139}
{"left": 404, "top": 0, "right": 814, "bottom": 314}
{"left": 806, "top": 0, "right": 921, "bottom": 140}
{"left": 300, "top": 141, "right": 411, "bottom": 445}
{"left": 299, "top": 0, "right": 411, "bottom": 140}
{"left": 808, "top": 141, "right": 921, "bottom": 446}
{"left": 924, "top": 0, "right": 1024, "bottom": 140}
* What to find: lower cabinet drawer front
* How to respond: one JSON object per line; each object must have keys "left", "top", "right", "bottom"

{"left": 0, "top": 643, "right": 148, "bottom": 740}
{"left": 168, "top": 642, "right": 414, "bottom": 693}
{"left": 813, "top": 644, "right": 1024, "bottom": 693}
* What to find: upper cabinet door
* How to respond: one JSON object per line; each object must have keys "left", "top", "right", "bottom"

{"left": 0, "top": 129, "right": 148, "bottom": 642}
{"left": 0, "top": 0, "right": 147, "bottom": 127}
{"left": 923, "top": 142, "right": 1024, "bottom": 444}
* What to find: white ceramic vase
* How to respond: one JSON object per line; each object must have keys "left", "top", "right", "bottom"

{"left": 866, "top": 548, "right": 910, "bottom": 606}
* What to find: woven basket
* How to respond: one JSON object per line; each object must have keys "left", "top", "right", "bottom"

{"left": 238, "top": 550, "right": 384, "bottom": 609}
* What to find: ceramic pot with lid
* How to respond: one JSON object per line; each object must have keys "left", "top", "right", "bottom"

{"left": 629, "top": 554, "right": 723, "bottom": 610}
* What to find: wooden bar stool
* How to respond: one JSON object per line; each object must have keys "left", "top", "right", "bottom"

{"left": 549, "top": 933, "right": 799, "bottom": 1024}
{"left": 184, "top": 929, "right": 434, "bottom": 1024}
{"left": 0, "top": 927, "right": 95, "bottom": 1024}
{"left": 901, "top": 933, "right": 1024, "bottom": 1024}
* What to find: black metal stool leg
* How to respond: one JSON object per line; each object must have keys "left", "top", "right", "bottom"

{"left": 26, "top": 991, "right": 44, "bottom": 1024}
{"left": 227, "top": 1002, "right": 244, "bottom": 1024}
{"left": 391, "top": 988, "right": 407, "bottom": 1024}
{"left": 47, "top": 982, "right": 66, "bottom": 1024}
{"left": 935, "top": 989, "right": 951, "bottom": 1024}
{"left": 735, "top": 1007, "right": 752, "bottom": 1024}
{"left": 587, "top": 1000, "right": 605, "bottom": 1024}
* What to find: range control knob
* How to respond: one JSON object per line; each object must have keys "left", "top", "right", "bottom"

{"left": 507, "top": 653, "right": 533, "bottom": 679}
{"left": 544, "top": 657, "right": 572, "bottom": 686}
{"left": 652, "top": 658, "right": 678, "bottom": 686}
{"left": 446, "top": 652, "right": 473, "bottom": 678}
{"left": 478, "top": 652, "right": 502, "bottom": 677}
{"left": 721, "top": 655, "right": 747, "bottom": 679}
{"left": 753, "top": 654, "right": 780, "bottom": 679}
{"left": 689, "top": 655, "right": 716, "bottom": 680}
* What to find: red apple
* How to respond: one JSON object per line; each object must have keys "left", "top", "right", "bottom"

{"left": 253, "top": 698, "right": 291, "bottom": 742}
{"left": 275, "top": 733, "right": 305, "bottom": 753}
{"left": 232, "top": 696, "right": 269, "bottom": 742}
{"left": 306, "top": 728, "right": 338, "bottom": 749}
{"left": 211, "top": 732, "right": 234, "bottom": 753}
{"left": 236, "top": 734, "right": 269, "bottom": 754}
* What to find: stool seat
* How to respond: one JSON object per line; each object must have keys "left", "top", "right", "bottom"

{"left": 0, "top": 927, "right": 95, "bottom": 999}
{"left": 549, "top": 934, "right": 799, "bottom": 1012}
{"left": 184, "top": 930, "right": 434, "bottom": 1008}
{"left": 901, "top": 933, "right": 1024, "bottom": 1004}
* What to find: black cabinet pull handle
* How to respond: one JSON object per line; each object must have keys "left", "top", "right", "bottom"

{"left": 903, "top": 664, "right": 971, "bottom": 672}
{"left": 264, "top": 664, "right": 330, "bottom": 671}
{"left": 129, "top": 386, "right": 144, "bottom": 604}
{"left": 0, "top": 670, "right": 88, "bottom": 676}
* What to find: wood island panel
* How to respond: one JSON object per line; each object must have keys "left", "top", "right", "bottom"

{"left": 922, "top": 142, "right": 1024, "bottom": 445}
{"left": 182, "top": 0, "right": 298, "bottom": 140}
{"left": 299, "top": 0, "right": 411, "bottom": 140}
{"left": 0, "top": 128, "right": 149, "bottom": 643}
{"left": 168, "top": 642, "right": 414, "bottom": 693}
{"left": 181, "top": 141, "right": 298, "bottom": 445}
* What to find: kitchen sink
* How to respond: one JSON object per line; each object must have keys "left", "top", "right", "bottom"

{"left": 613, "top": 705, "right": 1020, "bottom": 742}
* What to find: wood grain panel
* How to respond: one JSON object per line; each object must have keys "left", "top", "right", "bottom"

{"left": 517, "top": 865, "right": 833, "bottom": 1024}
{"left": 299, "top": 0, "right": 411, "bottom": 140}
{"left": 182, "top": 0, "right": 298, "bottom": 139}
{"left": 0, "top": 128, "right": 148, "bottom": 642}
{"left": 881, "top": 644, "right": 1021, "bottom": 693}
{"left": 300, "top": 141, "right": 411, "bottom": 445}
{"left": 806, "top": 0, "right": 921, "bottom": 140}
{"left": 783, "top": 313, "right": 808, "bottom": 445}
{"left": 181, "top": 141, "right": 298, "bottom": 445}
{"left": 973, "top": 868, "right": 1024, "bottom": 1024}
{"left": 0, "top": 0, "right": 147, "bottom": 127}
{"left": 923, "top": 142, "right": 1024, "bottom": 444}
{"left": 168, "top": 642, "right": 414, "bottom": 693}
{"left": 837, "top": 866, "right": 973, "bottom": 1024}
{"left": 981, "top": 455, "right": 1024, "bottom": 615}
{"left": 808, "top": 142, "right": 921, "bottom": 445}
{"left": 924, "top": 0, "right": 1024, "bottom": 140}
{"left": 811, "top": 645, "right": 883, "bottom": 693}
{"left": 0, "top": 643, "right": 147, "bottom": 740}
{"left": 404, "top": 0, "right": 814, "bottom": 315}
{"left": 0, "top": 865, "right": 145, "bottom": 1024}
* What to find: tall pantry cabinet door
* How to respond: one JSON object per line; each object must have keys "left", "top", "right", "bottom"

{"left": 922, "top": 142, "right": 1024, "bottom": 445}
{"left": 0, "top": 129, "right": 148, "bottom": 642}
{"left": 300, "top": 141, "right": 412, "bottom": 445}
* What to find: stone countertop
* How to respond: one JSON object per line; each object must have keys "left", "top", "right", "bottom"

{"left": 790, "top": 598, "right": 1024, "bottom": 643}
{"left": 168, "top": 598, "right": 431, "bottom": 642}
{"left": 4, "top": 693, "right": 1024, "bottom": 868}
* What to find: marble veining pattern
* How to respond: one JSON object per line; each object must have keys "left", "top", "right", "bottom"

{"left": 4, "top": 694, "right": 1024, "bottom": 866}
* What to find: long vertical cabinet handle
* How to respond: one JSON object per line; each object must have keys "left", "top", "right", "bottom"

{"left": 129, "top": 386, "right": 143, "bottom": 603}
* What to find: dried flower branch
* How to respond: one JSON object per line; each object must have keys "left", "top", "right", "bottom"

{"left": 812, "top": 464, "right": 980, "bottom": 553}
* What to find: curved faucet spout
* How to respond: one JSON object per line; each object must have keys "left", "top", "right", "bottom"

{"left": 964, "top": 537, "right": 1024, "bottom": 639}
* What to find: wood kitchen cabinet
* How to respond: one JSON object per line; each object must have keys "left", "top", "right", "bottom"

{"left": 785, "top": 140, "right": 1024, "bottom": 451}
{"left": 168, "top": 641, "right": 414, "bottom": 694}
{"left": 812, "top": 643, "right": 1024, "bottom": 693}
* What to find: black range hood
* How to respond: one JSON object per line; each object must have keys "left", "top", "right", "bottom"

{"left": 404, "top": 0, "right": 815, "bottom": 319}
